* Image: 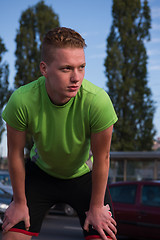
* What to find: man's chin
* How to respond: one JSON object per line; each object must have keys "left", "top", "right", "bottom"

{"left": 67, "top": 91, "right": 78, "bottom": 98}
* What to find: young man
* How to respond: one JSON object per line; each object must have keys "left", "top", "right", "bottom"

{"left": 2, "top": 27, "right": 118, "bottom": 240}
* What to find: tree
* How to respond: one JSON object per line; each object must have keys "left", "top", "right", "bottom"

{"left": 104, "top": 0, "right": 155, "bottom": 151}
{"left": 0, "top": 37, "right": 11, "bottom": 143}
{"left": 14, "top": 0, "right": 60, "bottom": 88}
{"left": 14, "top": 1, "right": 60, "bottom": 155}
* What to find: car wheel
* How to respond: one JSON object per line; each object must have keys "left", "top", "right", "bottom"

{"left": 64, "top": 204, "right": 75, "bottom": 216}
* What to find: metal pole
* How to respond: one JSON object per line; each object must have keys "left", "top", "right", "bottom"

{"left": 153, "top": 159, "right": 158, "bottom": 180}
{"left": 124, "top": 159, "right": 127, "bottom": 181}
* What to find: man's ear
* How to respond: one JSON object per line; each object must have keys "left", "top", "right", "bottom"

{"left": 40, "top": 61, "right": 48, "bottom": 77}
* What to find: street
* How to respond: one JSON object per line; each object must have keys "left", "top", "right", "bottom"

{"left": 0, "top": 214, "right": 84, "bottom": 240}
{"left": 0, "top": 214, "right": 126, "bottom": 240}
{"left": 33, "top": 214, "right": 84, "bottom": 240}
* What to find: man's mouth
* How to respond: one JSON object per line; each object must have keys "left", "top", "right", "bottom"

{"left": 68, "top": 86, "right": 79, "bottom": 91}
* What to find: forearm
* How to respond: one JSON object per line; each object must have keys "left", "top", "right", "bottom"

{"left": 6, "top": 124, "right": 27, "bottom": 204}
{"left": 3, "top": 123, "right": 30, "bottom": 232}
{"left": 2, "top": 152, "right": 30, "bottom": 233}
{"left": 84, "top": 126, "right": 117, "bottom": 239}
{"left": 8, "top": 152, "right": 26, "bottom": 204}
{"left": 90, "top": 154, "right": 109, "bottom": 208}
{"left": 2, "top": 155, "right": 30, "bottom": 232}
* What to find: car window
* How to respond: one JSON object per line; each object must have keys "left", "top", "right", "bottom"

{"left": 0, "top": 189, "right": 5, "bottom": 195}
{"left": 109, "top": 184, "right": 137, "bottom": 204}
{"left": 142, "top": 185, "right": 160, "bottom": 207}
{"left": 0, "top": 173, "right": 11, "bottom": 186}
{"left": 0, "top": 188, "right": 11, "bottom": 198}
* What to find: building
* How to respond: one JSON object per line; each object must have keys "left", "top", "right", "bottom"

{"left": 109, "top": 151, "right": 160, "bottom": 183}
{"left": 152, "top": 137, "right": 160, "bottom": 151}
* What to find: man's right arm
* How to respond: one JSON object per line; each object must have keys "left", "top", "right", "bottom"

{"left": 2, "top": 124, "right": 30, "bottom": 232}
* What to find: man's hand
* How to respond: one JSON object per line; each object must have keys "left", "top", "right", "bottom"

{"left": 2, "top": 201, "right": 30, "bottom": 233}
{"left": 84, "top": 204, "right": 117, "bottom": 240}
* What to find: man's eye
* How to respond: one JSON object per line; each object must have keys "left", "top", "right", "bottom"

{"left": 61, "top": 67, "right": 71, "bottom": 72}
{"left": 79, "top": 65, "right": 85, "bottom": 71}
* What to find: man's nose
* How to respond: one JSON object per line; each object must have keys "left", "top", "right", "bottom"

{"left": 70, "top": 69, "right": 79, "bottom": 82}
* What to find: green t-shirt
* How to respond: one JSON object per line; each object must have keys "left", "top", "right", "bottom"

{"left": 2, "top": 76, "right": 118, "bottom": 179}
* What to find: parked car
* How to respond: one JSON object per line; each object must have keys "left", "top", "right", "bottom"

{"left": 50, "top": 203, "right": 76, "bottom": 216}
{"left": 0, "top": 187, "right": 12, "bottom": 227}
{"left": 109, "top": 181, "right": 160, "bottom": 240}
{"left": 0, "top": 170, "right": 13, "bottom": 195}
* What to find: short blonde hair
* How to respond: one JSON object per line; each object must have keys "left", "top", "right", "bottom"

{"left": 41, "top": 27, "right": 87, "bottom": 64}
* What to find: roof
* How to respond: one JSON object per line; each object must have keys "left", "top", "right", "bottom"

{"left": 109, "top": 180, "right": 160, "bottom": 186}
{"left": 110, "top": 151, "right": 160, "bottom": 160}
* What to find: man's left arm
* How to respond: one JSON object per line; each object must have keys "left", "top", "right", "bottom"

{"left": 84, "top": 125, "right": 117, "bottom": 240}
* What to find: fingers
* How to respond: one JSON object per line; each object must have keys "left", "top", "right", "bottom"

{"left": 2, "top": 222, "right": 14, "bottom": 233}
{"left": 96, "top": 228, "right": 109, "bottom": 240}
{"left": 110, "top": 217, "right": 117, "bottom": 230}
{"left": 109, "top": 222, "right": 117, "bottom": 235}
{"left": 2, "top": 212, "right": 30, "bottom": 233}
{"left": 84, "top": 219, "right": 117, "bottom": 240}
{"left": 25, "top": 216, "right": 30, "bottom": 231}
{"left": 92, "top": 221, "right": 117, "bottom": 240}
{"left": 104, "top": 225, "right": 117, "bottom": 240}
{"left": 2, "top": 214, "right": 14, "bottom": 233}
{"left": 2, "top": 214, "right": 7, "bottom": 224}
{"left": 84, "top": 205, "right": 117, "bottom": 240}
{"left": 102, "top": 217, "right": 117, "bottom": 240}
{"left": 96, "top": 226, "right": 117, "bottom": 240}
{"left": 105, "top": 215, "right": 117, "bottom": 236}
{"left": 105, "top": 204, "right": 110, "bottom": 211}
{"left": 2, "top": 214, "right": 9, "bottom": 232}
{"left": 2, "top": 219, "right": 30, "bottom": 233}
{"left": 83, "top": 219, "right": 89, "bottom": 232}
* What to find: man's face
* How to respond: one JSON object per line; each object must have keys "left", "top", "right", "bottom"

{"left": 40, "top": 47, "right": 86, "bottom": 105}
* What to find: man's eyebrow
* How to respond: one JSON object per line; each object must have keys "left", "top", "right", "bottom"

{"left": 60, "top": 63, "right": 86, "bottom": 68}
{"left": 60, "top": 65, "right": 71, "bottom": 68}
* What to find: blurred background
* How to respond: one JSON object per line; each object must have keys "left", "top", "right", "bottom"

{"left": 0, "top": 1, "right": 160, "bottom": 239}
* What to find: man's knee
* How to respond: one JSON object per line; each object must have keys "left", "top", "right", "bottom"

{"left": 2, "top": 231, "right": 32, "bottom": 240}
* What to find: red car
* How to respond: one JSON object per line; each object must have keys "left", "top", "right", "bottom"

{"left": 109, "top": 181, "right": 160, "bottom": 240}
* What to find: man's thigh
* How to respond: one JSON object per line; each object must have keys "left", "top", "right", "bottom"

{"left": 2, "top": 231, "right": 32, "bottom": 240}
{"left": 63, "top": 171, "right": 114, "bottom": 240}
{"left": 8, "top": 161, "right": 61, "bottom": 236}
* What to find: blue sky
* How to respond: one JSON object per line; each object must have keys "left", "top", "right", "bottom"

{"left": 0, "top": 0, "right": 160, "bottom": 156}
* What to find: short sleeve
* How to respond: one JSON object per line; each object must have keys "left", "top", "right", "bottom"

{"left": 90, "top": 89, "right": 118, "bottom": 133}
{"left": 2, "top": 89, "right": 28, "bottom": 131}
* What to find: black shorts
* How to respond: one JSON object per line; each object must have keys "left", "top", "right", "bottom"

{"left": 9, "top": 160, "right": 114, "bottom": 239}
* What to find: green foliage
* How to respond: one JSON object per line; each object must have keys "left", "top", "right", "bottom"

{"left": 104, "top": 0, "right": 155, "bottom": 151}
{"left": 0, "top": 38, "right": 12, "bottom": 143}
{"left": 14, "top": 1, "right": 60, "bottom": 155}
{"left": 14, "top": 0, "right": 60, "bottom": 88}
